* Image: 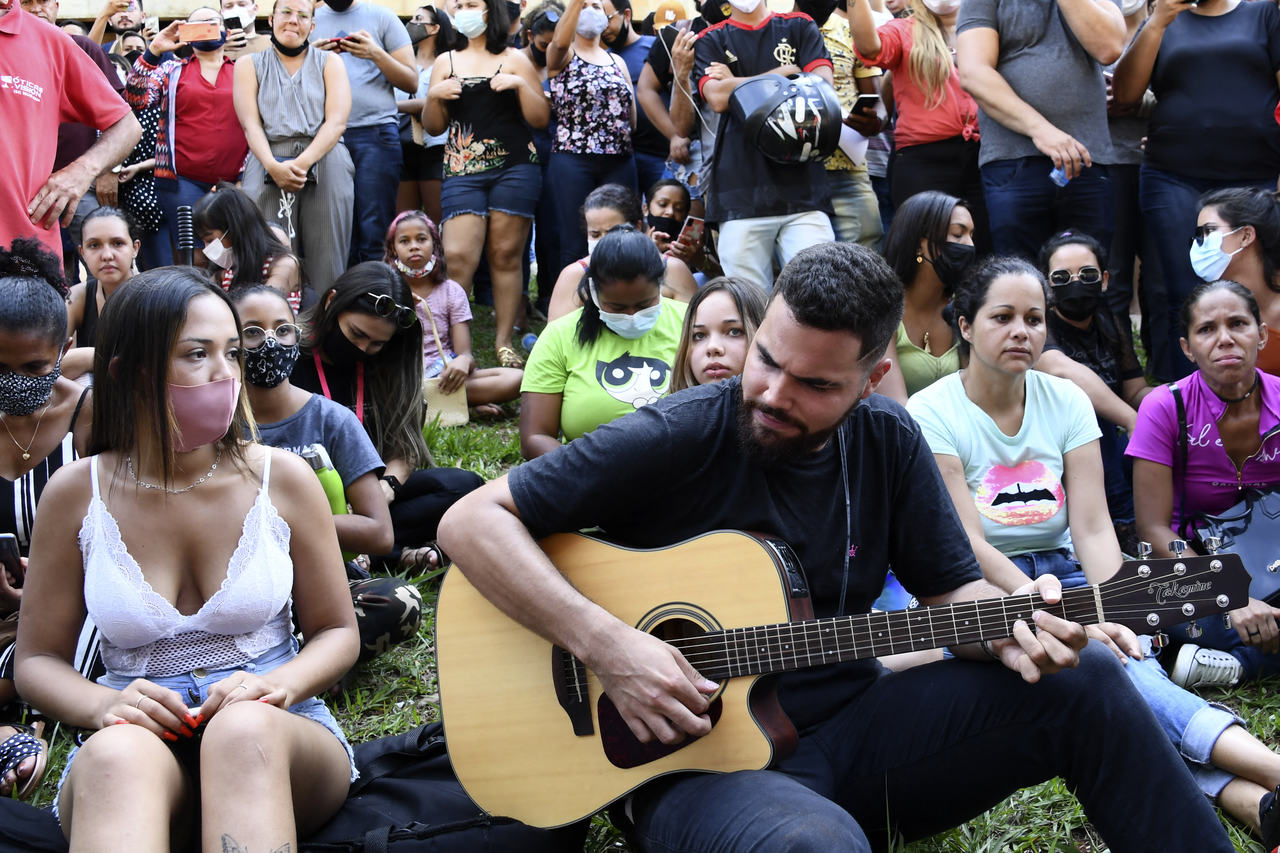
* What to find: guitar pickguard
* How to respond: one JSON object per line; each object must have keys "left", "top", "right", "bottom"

{"left": 598, "top": 693, "right": 725, "bottom": 769}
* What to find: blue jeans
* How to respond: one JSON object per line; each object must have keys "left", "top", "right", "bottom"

{"left": 1138, "top": 165, "right": 1275, "bottom": 382}
{"left": 827, "top": 169, "right": 882, "bottom": 248}
{"left": 1011, "top": 549, "right": 1239, "bottom": 799}
{"left": 547, "top": 151, "right": 638, "bottom": 269}
{"left": 155, "top": 176, "right": 215, "bottom": 264}
{"left": 634, "top": 150, "right": 667, "bottom": 202}
{"left": 343, "top": 123, "right": 403, "bottom": 266}
{"left": 1098, "top": 420, "right": 1135, "bottom": 525}
{"left": 630, "top": 645, "right": 1233, "bottom": 851}
{"left": 981, "top": 156, "right": 1113, "bottom": 261}
{"left": 1107, "top": 163, "right": 1141, "bottom": 318}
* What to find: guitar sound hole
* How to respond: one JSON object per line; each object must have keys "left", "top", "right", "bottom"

{"left": 598, "top": 616, "right": 724, "bottom": 770}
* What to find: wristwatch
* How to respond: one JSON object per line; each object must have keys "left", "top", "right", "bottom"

{"left": 380, "top": 474, "right": 402, "bottom": 495}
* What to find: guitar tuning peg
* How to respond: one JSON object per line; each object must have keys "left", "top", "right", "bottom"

{"left": 1168, "top": 539, "right": 1187, "bottom": 558}
{"left": 1150, "top": 632, "right": 1170, "bottom": 651}
{"left": 1187, "top": 622, "right": 1204, "bottom": 639}
{"left": 1224, "top": 614, "right": 1233, "bottom": 631}
{"left": 1137, "top": 541, "right": 1152, "bottom": 560}
{"left": 1203, "top": 536, "right": 1221, "bottom": 555}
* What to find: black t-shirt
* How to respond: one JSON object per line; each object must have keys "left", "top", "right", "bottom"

{"left": 615, "top": 35, "right": 670, "bottom": 159}
{"left": 508, "top": 379, "right": 981, "bottom": 730}
{"left": 692, "top": 13, "right": 834, "bottom": 223}
{"left": 1144, "top": 1, "right": 1280, "bottom": 180}
{"left": 290, "top": 350, "right": 384, "bottom": 448}
{"left": 1046, "top": 310, "right": 1143, "bottom": 396}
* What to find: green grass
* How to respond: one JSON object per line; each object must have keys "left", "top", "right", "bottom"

{"left": 16, "top": 305, "right": 1280, "bottom": 852}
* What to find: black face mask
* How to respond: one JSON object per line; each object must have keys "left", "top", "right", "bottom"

{"left": 529, "top": 43, "right": 547, "bottom": 66}
{"left": 647, "top": 213, "right": 682, "bottom": 238}
{"left": 505, "top": 0, "right": 520, "bottom": 22}
{"left": 406, "top": 21, "right": 431, "bottom": 44}
{"left": 1053, "top": 281, "right": 1104, "bottom": 322}
{"left": 323, "top": 325, "right": 373, "bottom": 364}
{"left": 124, "top": 49, "right": 143, "bottom": 63}
{"left": 325, "top": 0, "right": 354, "bottom": 11}
{"left": 927, "top": 242, "right": 976, "bottom": 294}
{"left": 271, "top": 31, "right": 309, "bottom": 55}
{"left": 604, "top": 17, "right": 629, "bottom": 48}
{"left": 244, "top": 338, "right": 301, "bottom": 388}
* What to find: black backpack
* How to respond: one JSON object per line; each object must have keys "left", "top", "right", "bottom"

{"left": 0, "top": 723, "right": 587, "bottom": 853}
{"left": 302, "top": 721, "right": 588, "bottom": 852}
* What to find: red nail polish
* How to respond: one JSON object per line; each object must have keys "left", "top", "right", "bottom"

{"left": 193, "top": 714, "right": 206, "bottom": 726}
{"left": 179, "top": 725, "right": 193, "bottom": 737}
{"left": 161, "top": 731, "right": 178, "bottom": 742}
{"left": 258, "top": 698, "right": 270, "bottom": 703}
{"left": 112, "top": 719, "right": 130, "bottom": 725}
{"left": 184, "top": 714, "right": 199, "bottom": 727}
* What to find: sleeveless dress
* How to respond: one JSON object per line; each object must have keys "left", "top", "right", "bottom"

{"left": 53, "top": 450, "right": 356, "bottom": 821}
{"left": 548, "top": 54, "right": 632, "bottom": 155}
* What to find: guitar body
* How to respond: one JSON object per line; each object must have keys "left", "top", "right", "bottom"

{"left": 436, "top": 530, "right": 802, "bottom": 828}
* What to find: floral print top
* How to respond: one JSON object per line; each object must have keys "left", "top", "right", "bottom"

{"left": 549, "top": 54, "right": 633, "bottom": 155}
{"left": 444, "top": 75, "right": 539, "bottom": 177}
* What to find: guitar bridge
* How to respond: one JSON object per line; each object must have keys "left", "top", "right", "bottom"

{"left": 552, "top": 645, "right": 594, "bottom": 736}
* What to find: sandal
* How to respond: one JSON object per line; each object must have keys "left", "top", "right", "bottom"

{"left": 397, "top": 541, "right": 452, "bottom": 574}
{"left": 0, "top": 721, "right": 48, "bottom": 801}
{"left": 496, "top": 346, "right": 525, "bottom": 369}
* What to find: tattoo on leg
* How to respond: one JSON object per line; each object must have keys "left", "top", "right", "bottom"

{"left": 220, "top": 836, "right": 291, "bottom": 853}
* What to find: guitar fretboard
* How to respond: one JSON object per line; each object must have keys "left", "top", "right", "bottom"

{"left": 669, "top": 588, "right": 1106, "bottom": 681}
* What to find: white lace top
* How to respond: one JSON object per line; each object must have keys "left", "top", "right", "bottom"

{"left": 80, "top": 452, "right": 294, "bottom": 678}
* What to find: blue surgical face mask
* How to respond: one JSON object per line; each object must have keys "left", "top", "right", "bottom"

{"left": 1189, "top": 227, "right": 1243, "bottom": 282}
{"left": 591, "top": 280, "right": 662, "bottom": 340}
{"left": 455, "top": 8, "right": 487, "bottom": 38}
{"left": 575, "top": 6, "right": 608, "bottom": 38}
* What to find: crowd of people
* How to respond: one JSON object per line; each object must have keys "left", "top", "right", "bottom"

{"left": 2, "top": 0, "right": 1280, "bottom": 849}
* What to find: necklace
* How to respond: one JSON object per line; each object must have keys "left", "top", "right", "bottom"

{"left": 126, "top": 445, "right": 222, "bottom": 494}
{"left": 921, "top": 329, "right": 930, "bottom": 353}
{"left": 1, "top": 403, "right": 52, "bottom": 461}
{"left": 1214, "top": 374, "right": 1260, "bottom": 405}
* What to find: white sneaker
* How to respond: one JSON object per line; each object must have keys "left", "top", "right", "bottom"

{"left": 1169, "top": 644, "right": 1243, "bottom": 689}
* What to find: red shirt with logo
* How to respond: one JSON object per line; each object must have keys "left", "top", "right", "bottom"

{"left": 0, "top": 7, "right": 131, "bottom": 260}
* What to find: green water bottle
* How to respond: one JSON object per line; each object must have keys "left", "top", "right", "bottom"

{"left": 301, "top": 444, "right": 347, "bottom": 517}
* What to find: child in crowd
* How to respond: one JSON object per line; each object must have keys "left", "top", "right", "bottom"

{"left": 547, "top": 183, "right": 696, "bottom": 321}
{"left": 384, "top": 211, "right": 522, "bottom": 417}
{"left": 670, "top": 277, "right": 766, "bottom": 393}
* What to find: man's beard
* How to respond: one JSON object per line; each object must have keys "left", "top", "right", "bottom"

{"left": 735, "top": 387, "right": 856, "bottom": 467}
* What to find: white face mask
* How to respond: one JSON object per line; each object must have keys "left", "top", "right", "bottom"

{"left": 590, "top": 280, "right": 662, "bottom": 340}
{"left": 455, "top": 8, "right": 487, "bottom": 38}
{"left": 727, "top": 0, "right": 763, "bottom": 12}
{"left": 1189, "top": 228, "right": 1244, "bottom": 283}
{"left": 922, "top": 0, "right": 960, "bottom": 14}
{"left": 575, "top": 6, "right": 608, "bottom": 38}
{"left": 1120, "top": 0, "right": 1145, "bottom": 15}
{"left": 202, "top": 234, "right": 231, "bottom": 268}
{"left": 586, "top": 237, "right": 600, "bottom": 257}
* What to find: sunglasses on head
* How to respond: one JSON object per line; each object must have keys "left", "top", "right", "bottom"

{"left": 1048, "top": 266, "right": 1102, "bottom": 286}
{"left": 364, "top": 292, "right": 418, "bottom": 328}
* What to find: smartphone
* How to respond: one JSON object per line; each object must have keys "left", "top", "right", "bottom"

{"left": 676, "top": 215, "right": 705, "bottom": 248}
{"left": 143, "top": 14, "right": 159, "bottom": 32}
{"left": 852, "top": 93, "right": 881, "bottom": 114}
{"left": 177, "top": 20, "right": 221, "bottom": 42}
{"left": 0, "top": 533, "right": 21, "bottom": 589}
{"left": 674, "top": 18, "right": 692, "bottom": 32}
{"left": 225, "top": 12, "right": 249, "bottom": 30}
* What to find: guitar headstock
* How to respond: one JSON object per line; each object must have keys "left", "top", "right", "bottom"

{"left": 1094, "top": 552, "right": 1251, "bottom": 633}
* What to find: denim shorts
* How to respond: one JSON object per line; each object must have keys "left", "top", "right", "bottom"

{"left": 441, "top": 161, "right": 541, "bottom": 222}
{"left": 54, "top": 638, "right": 357, "bottom": 821}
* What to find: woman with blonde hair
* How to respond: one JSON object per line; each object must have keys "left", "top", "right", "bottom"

{"left": 849, "top": 0, "right": 989, "bottom": 252}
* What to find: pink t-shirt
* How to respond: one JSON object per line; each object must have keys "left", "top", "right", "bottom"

{"left": 414, "top": 278, "right": 473, "bottom": 366}
{"left": 1125, "top": 370, "right": 1280, "bottom": 527}
{"left": 0, "top": 8, "right": 131, "bottom": 260}
{"left": 854, "top": 17, "right": 978, "bottom": 150}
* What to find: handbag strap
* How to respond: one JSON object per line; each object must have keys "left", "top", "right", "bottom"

{"left": 1170, "top": 381, "right": 1189, "bottom": 538}
{"left": 418, "top": 297, "right": 451, "bottom": 366}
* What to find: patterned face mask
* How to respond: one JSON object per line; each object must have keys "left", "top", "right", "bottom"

{"left": 0, "top": 361, "right": 59, "bottom": 416}
{"left": 243, "top": 337, "right": 300, "bottom": 389}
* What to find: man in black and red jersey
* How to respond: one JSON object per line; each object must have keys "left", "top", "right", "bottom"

{"left": 693, "top": 0, "right": 835, "bottom": 290}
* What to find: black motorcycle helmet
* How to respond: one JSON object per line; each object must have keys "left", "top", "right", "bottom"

{"left": 729, "top": 72, "right": 841, "bottom": 165}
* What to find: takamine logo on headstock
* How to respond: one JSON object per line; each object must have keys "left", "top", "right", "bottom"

{"left": 1147, "top": 577, "right": 1213, "bottom": 606}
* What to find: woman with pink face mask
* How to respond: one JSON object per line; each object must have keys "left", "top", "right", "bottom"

{"left": 848, "top": 0, "right": 990, "bottom": 253}
{"left": 14, "top": 269, "right": 359, "bottom": 851}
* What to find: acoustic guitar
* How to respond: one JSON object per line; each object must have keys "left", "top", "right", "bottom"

{"left": 435, "top": 530, "right": 1250, "bottom": 828}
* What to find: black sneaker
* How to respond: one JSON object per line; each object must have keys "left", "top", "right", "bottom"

{"left": 1260, "top": 785, "right": 1280, "bottom": 852}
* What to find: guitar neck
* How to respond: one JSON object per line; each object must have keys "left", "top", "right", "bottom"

{"left": 670, "top": 587, "right": 1107, "bottom": 681}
